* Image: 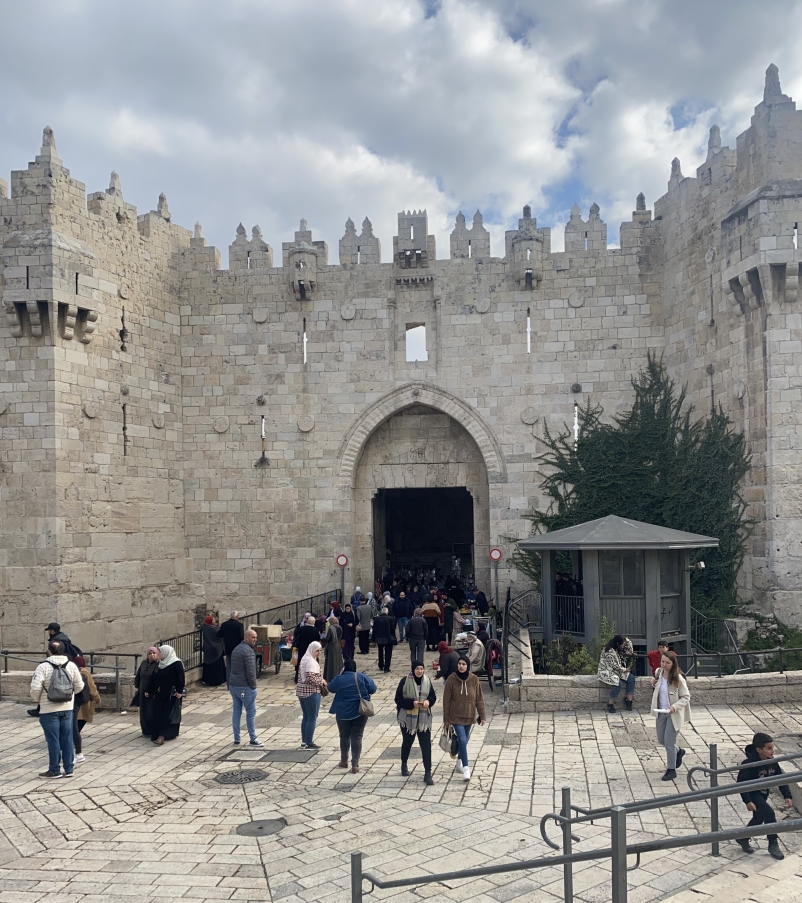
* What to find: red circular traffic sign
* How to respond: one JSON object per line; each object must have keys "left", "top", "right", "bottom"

{"left": 489, "top": 548, "right": 503, "bottom": 562}
{"left": 336, "top": 554, "right": 349, "bottom": 568}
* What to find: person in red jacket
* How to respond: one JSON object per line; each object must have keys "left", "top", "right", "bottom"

{"left": 647, "top": 640, "right": 670, "bottom": 675}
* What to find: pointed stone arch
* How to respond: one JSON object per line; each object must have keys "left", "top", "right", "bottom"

{"left": 337, "top": 382, "right": 507, "bottom": 488}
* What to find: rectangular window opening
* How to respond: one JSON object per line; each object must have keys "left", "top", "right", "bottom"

{"left": 303, "top": 317, "right": 307, "bottom": 365}
{"left": 584, "top": 232, "right": 588, "bottom": 251}
{"left": 357, "top": 247, "right": 361, "bottom": 265}
{"left": 468, "top": 240, "right": 472, "bottom": 258}
{"left": 26, "top": 266, "right": 29, "bottom": 289}
{"left": 405, "top": 323, "right": 428, "bottom": 362}
{"left": 122, "top": 403, "right": 128, "bottom": 457}
{"left": 415, "top": 249, "right": 422, "bottom": 266}
{"left": 794, "top": 223, "right": 798, "bottom": 250}
{"left": 298, "top": 280, "right": 306, "bottom": 300}
{"left": 247, "top": 252, "right": 251, "bottom": 269}
{"left": 525, "top": 269, "right": 533, "bottom": 290}
{"left": 526, "top": 307, "right": 531, "bottom": 355}
{"left": 75, "top": 272, "right": 79, "bottom": 294}
{"left": 404, "top": 250, "right": 412, "bottom": 269}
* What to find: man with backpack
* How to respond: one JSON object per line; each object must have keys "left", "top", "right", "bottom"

{"left": 30, "top": 640, "right": 84, "bottom": 778}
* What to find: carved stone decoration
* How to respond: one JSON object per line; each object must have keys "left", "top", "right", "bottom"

{"left": 733, "top": 379, "right": 746, "bottom": 400}
{"left": 152, "top": 413, "right": 165, "bottom": 429}
{"left": 297, "top": 414, "right": 315, "bottom": 433}
{"left": 63, "top": 303, "right": 78, "bottom": 340}
{"left": 341, "top": 304, "right": 356, "bottom": 320}
{"left": 568, "top": 291, "right": 584, "bottom": 308}
{"left": 83, "top": 402, "right": 98, "bottom": 419}
{"left": 78, "top": 309, "right": 99, "bottom": 344}
{"left": 520, "top": 407, "right": 538, "bottom": 425}
{"left": 253, "top": 309, "right": 269, "bottom": 324}
{"left": 571, "top": 383, "right": 582, "bottom": 393}
{"left": 475, "top": 295, "right": 491, "bottom": 314}
{"left": 213, "top": 417, "right": 229, "bottom": 434}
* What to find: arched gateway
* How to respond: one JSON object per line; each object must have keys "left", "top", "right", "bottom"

{"left": 339, "top": 384, "right": 504, "bottom": 594}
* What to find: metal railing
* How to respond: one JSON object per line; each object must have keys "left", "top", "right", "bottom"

{"left": 157, "top": 588, "right": 341, "bottom": 674}
{"left": 555, "top": 594, "right": 585, "bottom": 635}
{"left": 0, "top": 652, "right": 132, "bottom": 713}
{"left": 501, "top": 587, "right": 541, "bottom": 699}
{"left": 2, "top": 649, "right": 141, "bottom": 674}
{"left": 350, "top": 745, "right": 802, "bottom": 903}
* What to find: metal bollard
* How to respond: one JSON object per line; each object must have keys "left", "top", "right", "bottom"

{"left": 710, "top": 743, "right": 719, "bottom": 856}
{"left": 561, "top": 786, "right": 573, "bottom": 903}
{"left": 610, "top": 806, "right": 627, "bottom": 903}
{"left": 350, "top": 852, "right": 363, "bottom": 903}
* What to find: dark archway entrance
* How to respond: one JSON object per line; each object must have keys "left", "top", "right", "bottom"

{"left": 373, "top": 487, "right": 474, "bottom": 580}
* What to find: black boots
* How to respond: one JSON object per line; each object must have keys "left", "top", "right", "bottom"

{"left": 737, "top": 839, "right": 755, "bottom": 854}
{"left": 423, "top": 772, "right": 434, "bottom": 785}
{"left": 401, "top": 763, "right": 410, "bottom": 777}
{"left": 661, "top": 769, "right": 677, "bottom": 781}
{"left": 768, "top": 840, "right": 785, "bottom": 860}
{"left": 676, "top": 748, "right": 685, "bottom": 769}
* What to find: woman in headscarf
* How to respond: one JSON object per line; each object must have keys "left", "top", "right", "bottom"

{"left": 340, "top": 603, "right": 357, "bottom": 660}
{"left": 328, "top": 659, "right": 377, "bottom": 773}
{"left": 394, "top": 661, "right": 437, "bottom": 785}
{"left": 322, "top": 616, "right": 344, "bottom": 682}
{"left": 296, "top": 641, "right": 326, "bottom": 749}
{"left": 201, "top": 615, "right": 226, "bottom": 686}
{"left": 366, "top": 591, "right": 378, "bottom": 618}
{"left": 146, "top": 644, "right": 186, "bottom": 745}
{"left": 134, "top": 646, "right": 161, "bottom": 737}
{"left": 443, "top": 654, "right": 486, "bottom": 781}
{"left": 72, "top": 655, "right": 100, "bottom": 765}
{"left": 435, "top": 640, "right": 460, "bottom": 683}
{"left": 421, "top": 594, "right": 442, "bottom": 651}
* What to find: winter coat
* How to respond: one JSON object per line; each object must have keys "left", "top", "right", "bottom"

{"left": 322, "top": 624, "right": 344, "bottom": 682}
{"left": 406, "top": 616, "right": 427, "bottom": 642}
{"left": 356, "top": 604, "right": 373, "bottom": 631}
{"left": 371, "top": 614, "right": 395, "bottom": 645}
{"left": 649, "top": 674, "right": 691, "bottom": 733}
{"left": 737, "top": 744, "right": 792, "bottom": 805}
{"left": 442, "top": 672, "right": 486, "bottom": 726}
{"left": 436, "top": 650, "right": 460, "bottom": 682}
{"left": 597, "top": 641, "right": 633, "bottom": 686}
{"left": 30, "top": 656, "right": 85, "bottom": 714}
{"left": 217, "top": 619, "right": 245, "bottom": 657}
{"left": 328, "top": 671, "right": 377, "bottom": 721}
{"left": 77, "top": 668, "right": 101, "bottom": 722}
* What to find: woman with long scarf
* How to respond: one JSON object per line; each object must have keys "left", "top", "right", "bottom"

{"left": 135, "top": 646, "right": 161, "bottom": 737}
{"left": 201, "top": 615, "right": 226, "bottom": 687}
{"left": 443, "top": 654, "right": 486, "bottom": 781}
{"left": 146, "top": 644, "right": 185, "bottom": 745}
{"left": 394, "top": 661, "right": 437, "bottom": 785}
{"left": 296, "top": 641, "right": 326, "bottom": 749}
{"left": 339, "top": 603, "right": 357, "bottom": 660}
{"left": 322, "top": 617, "right": 343, "bottom": 682}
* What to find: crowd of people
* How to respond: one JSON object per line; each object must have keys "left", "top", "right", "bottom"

{"left": 25, "top": 613, "right": 797, "bottom": 859}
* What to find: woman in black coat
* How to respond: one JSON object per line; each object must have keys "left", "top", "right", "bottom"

{"left": 340, "top": 603, "right": 357, "bottom": 660}
{"left": 372, "top": 608, "right": 396, "bottom": 673}
{"left": 146, "top": 644, "right": 186, "bottom": 745}
{"left": 134, "top": 646, "right": 161, "bottom": 737}
{"left": 201, "top": 615, "right": 226, "bottom": 686}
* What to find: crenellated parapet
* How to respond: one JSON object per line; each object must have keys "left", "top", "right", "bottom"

{"left": 504, "top": 205, "right": 548, "bottom": 289}
{"left": 339, "top": 216, "right": 381, "bottom": 266}
{"left": 282, "top": 219, "right": 328, "bottom": 300}
{"left": 450, "top": 210, "right": 490, "bottom": 260}
{"left": 229, "top": 223, "right": 274, "bottom": 272}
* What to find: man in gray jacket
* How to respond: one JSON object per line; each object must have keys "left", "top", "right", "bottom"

{"left": 229, "top": 628, "right": 262, "bottom": 747}
{"left": 30, "top": 641, "right": 85, "bottom": 778}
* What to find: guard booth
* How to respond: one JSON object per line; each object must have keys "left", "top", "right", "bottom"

{"left": 518, "top": 515, "right": 719, "bottom": 658}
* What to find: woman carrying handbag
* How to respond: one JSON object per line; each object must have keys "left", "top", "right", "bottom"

{"left": 442, "top": 654, "right": 486, "bottom": 781}
{"left": 327, "top": 660, "right": 377, "bottom": 773}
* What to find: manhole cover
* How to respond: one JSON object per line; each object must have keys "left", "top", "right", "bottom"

{"left": 214, "top": 769, "right": 269, "bottom": 785}
{"left": 236, "top": 818, "right": 287, "bottom": 836}
{"left": 263, "top": 749, "right": 317, "bottom": 763}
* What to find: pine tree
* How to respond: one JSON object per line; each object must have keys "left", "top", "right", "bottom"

{"left": 513, "top": 354, "right": 752, "bottom": 616}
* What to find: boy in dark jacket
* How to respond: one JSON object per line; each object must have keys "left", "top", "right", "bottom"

{"left": 736, "top": 732, "right": 793, "bottom": 859}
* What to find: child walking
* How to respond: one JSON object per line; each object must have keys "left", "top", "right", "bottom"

{"left": 736, "top": 732, "right": 793, "bottom": 860}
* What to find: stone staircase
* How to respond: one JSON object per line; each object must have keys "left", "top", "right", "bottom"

{"left": 663, "top": 850, "right": 802, "bottom": 902}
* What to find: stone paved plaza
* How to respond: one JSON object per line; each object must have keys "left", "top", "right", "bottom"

{"left": 2, "top": 659, "right": 802, "bottom": 903}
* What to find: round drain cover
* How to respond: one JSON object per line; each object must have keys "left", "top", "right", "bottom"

{"left": 236, "top": 818, "right": 286, "bottom": 836}
{"left": 214, "top": 769, "right": 269, "bottom": 785}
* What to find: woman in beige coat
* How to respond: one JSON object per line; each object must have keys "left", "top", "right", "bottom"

{"left": 650, "top": 650, "right": 691, "bottom": 782}
{"left": 443, "top": 655, "right": 486, "bottom": 782}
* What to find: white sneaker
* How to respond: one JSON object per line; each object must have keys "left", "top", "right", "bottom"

{"left": 463, "top": 766, "right": 471, "bottom": 780}
{"left": 455, "top": 760, "right": 464, "bottom": 771}
{"left": 74, "top": 755, "right": 86, "bottom": 765}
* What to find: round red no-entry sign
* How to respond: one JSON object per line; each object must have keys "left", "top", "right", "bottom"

{"left": 489, "top": 548, "right": 503, "bottom": 562}
{"left": 336, "top": 554, "right": 349, "bottom": 568}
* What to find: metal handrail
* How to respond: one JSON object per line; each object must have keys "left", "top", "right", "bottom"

{"left": 501, "top": 587, "right": 541, "bottom": 701}
{"left": 350, "top": 753, "right": 802, "bottom": 903}
{"left": 686, "top": 751, "right": 802, "bottom": 791}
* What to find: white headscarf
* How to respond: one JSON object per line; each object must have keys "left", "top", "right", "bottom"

{"left": 157, "top": 644, "right": 179, "bottom": 669}
{"left": 299, "top": 641, "right": 322, "bottom": 678}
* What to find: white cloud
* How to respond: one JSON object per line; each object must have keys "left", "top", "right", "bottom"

{"left": 0, "top": 0, "right": 801, "bottom": 261}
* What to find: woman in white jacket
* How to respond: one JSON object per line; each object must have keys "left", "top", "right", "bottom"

{"left": 650, "top": 650, "right": 691, "bottom": 781}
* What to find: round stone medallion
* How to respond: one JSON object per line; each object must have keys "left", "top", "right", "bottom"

{"left": 520, "top": 407, "right": 538, "bottom": 425}
{"left": 83, "top": 402, "right": 98, "bottom": 419}
{"left": 341, "top": 304, "right": 356, "bottom": 321}
{"left": 253, "top": 309, "right": 269, "bottom": 324}
{"left": 568, "top": 291, "right": 584, "bottom": 308}
{"left": 297, "top": 414, "right": 315, "bottom": 433}
{"left": 213, "top": 417, "right": 230, "bottom": 434}
{"left": 152, "top": 413, "right": 165, "bottom": 429}
{"left": 475, "top": 296, "right": 491, "bottom": 314}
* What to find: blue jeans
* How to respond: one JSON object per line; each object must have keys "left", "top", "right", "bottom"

{"left": 397, "top": 617, "right": 409, "bottom": 642}
{"left": 40, "top": 710, "right": 74, "bottom": 774}
{"left": 299, "top": 693, "right": 320, "bottom": 746}
{"left": 230, "top": 686, "right": 257, "bottom": 743}
{"left": 609, "top": 673, "right": 636, "bottom": 699}
{"left": 453, "top": 723, "right": 472, "bottom": 767}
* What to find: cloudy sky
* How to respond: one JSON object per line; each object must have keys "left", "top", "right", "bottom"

{"left": 1, "top": 0, "right": 800, "bottom": 262}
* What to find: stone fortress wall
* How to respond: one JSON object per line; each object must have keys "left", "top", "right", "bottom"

{"left": 0, "top": 67, "right": 800, "bottom": 650}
